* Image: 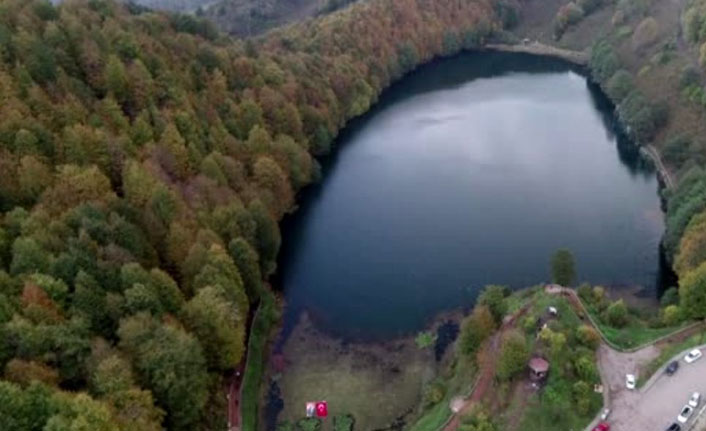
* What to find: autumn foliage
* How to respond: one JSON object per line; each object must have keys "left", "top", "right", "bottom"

{"left": 0, "top": 0, "right": 507, "bottom": 429}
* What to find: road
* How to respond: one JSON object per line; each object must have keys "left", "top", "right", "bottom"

{"left": 601, "top": 346, "right": 706, "bottom": 431}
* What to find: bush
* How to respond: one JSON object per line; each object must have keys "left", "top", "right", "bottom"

{"left": 334, "top": 414, "right": 355, "bottom": 431}
{"left": 423, "top": 380, "right": 447, "bottom": 407}
{"left": 661, "top": 305, "right": 683, "bottom": 326}
{"left": 296, "top": 418, "right": 322, "bottom": 431}
{"left": 606, "top": 70, "right": 634, "bottom": 102}
{"left": 660, "top": 287, "right": 679, "bottom": 307}
{"left": 576, "top": 325, "right": 601, "bottom": 350}
{"left": 415, "top": 331, "right": 436, "bottom": 349}
{"left": 577, "top": 283, "right": 592, "bottom": 304}
{"left": 460, "top": 409, "right": 498, "bottom": 431}
{"left": 604, "top": 300, "right": 629, "bottom": 328}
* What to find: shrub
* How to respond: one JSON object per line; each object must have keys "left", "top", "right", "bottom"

{"left": 576, "top": 325, "right": 601, "bottom": 350}
{"left": 296, "top": 418, "right": 322, "bottom": 431}
{"left": 423, "top": 380, "right": 447, "bottom": 407}
{"left": 334, "top": 414, "right": 355, "bottom": 431}
{"left": 660, "top": 287, "right": 679, "bottom": 307}
{"left": 661, "top": 304, "right": 683, "bottom": 326}
{"left": 415, "top": 331, "right": 436, "bottom": 349}
{"left": 604, "top": 299, "right": 629, "bottom": 328}
{"left": 577, "top": 283, "right": 592, "bottom": 304}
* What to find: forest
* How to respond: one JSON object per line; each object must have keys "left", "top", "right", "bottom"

{"left": 0, "top": 0, "right": 509, "bottom": 429}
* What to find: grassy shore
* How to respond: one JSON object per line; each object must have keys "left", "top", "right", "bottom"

{"left": 242, "top": 289, "right": 280, "bottom": 431}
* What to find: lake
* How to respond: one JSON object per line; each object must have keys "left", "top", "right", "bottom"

{"left": 276, "top": 51, "right": 665, "bottom": 340}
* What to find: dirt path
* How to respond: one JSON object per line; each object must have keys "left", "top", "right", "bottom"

{"left": 643, "top": 145, "right": 676, "bottom": 189}
{"left": 442, "top": 304, "right": 532, "bottom": 431}
{"left": 485, "top": 41, "right": 590, "bottom": 65}
{"left": 228, "top": 364, "right": 245, "bottom": 431}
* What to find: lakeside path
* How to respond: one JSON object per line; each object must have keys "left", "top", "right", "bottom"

{"left": 484, "top": 41, "right": 590, "bottom": 65}
{"left": 643, "top": 145, "right": 676, "bottom": 189}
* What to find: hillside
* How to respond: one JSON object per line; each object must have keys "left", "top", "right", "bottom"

{"left": 0, "top": 0, "right": 504, "bottom": 430}
{"left": 201, "top": 0, "right": 328, "bottom": 37}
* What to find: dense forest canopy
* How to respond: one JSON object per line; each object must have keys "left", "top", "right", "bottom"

{"left": 0, "top": 0, "right": 508, "bottom": 429}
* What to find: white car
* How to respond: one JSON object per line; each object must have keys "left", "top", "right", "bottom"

{"left": 690, "top": 392, "right": 701, "bottom": 408}
{"left": 678, "top": 404, "right": 694, "bottom": 423}
{"left": 626, "top": 374, "right": 636, "bottom": 390}
{"left": 685, "top": 349, "right": 703, "bottom": 364}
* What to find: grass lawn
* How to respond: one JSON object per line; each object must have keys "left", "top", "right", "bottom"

{"left": 637, "top": 330, "right": 706, "bottom": 387}
{"left": 274, "top": 316, "right": 432, "bottom": 431}
{"left": 581, "top": 299, "right": 687, "bottom": 351}
{"left": 408, "top": 399, "right": 453, "bottom": 431}
{"left": 595, "top": 320, "right": 685, "bottom": 350}
{"left": 241, "top": 290, "right": 278, "bottom": 431}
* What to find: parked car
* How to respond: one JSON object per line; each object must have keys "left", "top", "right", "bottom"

{"left": 689, "top": 392, "right": 701, "bottom": 408}
{"left": 678, "top": 405, "right": 694, "bottom": 423}
{"left": 592, "top": 423, "right": 610, "bottom": 431}
{"left": 666, "top": 423, "right": 681, "bottom": 431}
{"left": 685, "top": 349, "right": 703, "bottom": 364}
{"left": 626, "top": 374, "right": 636, "bottom": 390}
{"left": 666, "top": 361, "right": 679, "bottom": 375}
{"left": 600, "top": 408, "right": 611, "bottom": 421}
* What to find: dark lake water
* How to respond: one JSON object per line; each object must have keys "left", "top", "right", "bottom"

{"left": 276, "top": 52, "right": 665, "bottom": 340}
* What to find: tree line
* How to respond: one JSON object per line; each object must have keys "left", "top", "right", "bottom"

{"left": 0, "top": 0, "right": 513, "bottom": 429}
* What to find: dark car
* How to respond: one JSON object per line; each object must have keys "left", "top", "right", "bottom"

{"left": 666, "top": 360, "right": 680, "bottom": 375}
{"left": 666, "top": 422, "right": 681, "bottom": 431}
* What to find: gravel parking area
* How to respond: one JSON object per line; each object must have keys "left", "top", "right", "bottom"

{"left": 603, "top": 346, "right": 706, "bottom": 431}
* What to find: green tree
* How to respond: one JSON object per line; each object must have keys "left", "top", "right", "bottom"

{"left": 228, "top": 237, "right": 263, "bottom": 301}
{"left": 118, "top": 313, "right": 209, "bottom": 431}
{"left": 459, "top": 305, "right": 496, "bottom": 355}
{"left": 477, "top": 285, "right": 508, "bottom": 324}
{"left": 576, "top": 325, "right": 601, "bottom": 350}
{"left": 680, "top": 261, "right": 706, "bottom": 319}
{"left": 459, "top": 409, "right": 498, "bottom": 431}
{"left": 662, "top": 304, "right": 683, "bottom": 326}
{"left": 604, "top": 299, "right": 629, "bottom": 327}
{"left": 551, "top": 249, "right": 576, "bottom": 286}
{"left": 496, "top": 330, "right": 529, "bottom": 381}
{"left": 182, "top": 285, "right": 245, "bottom": 370}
